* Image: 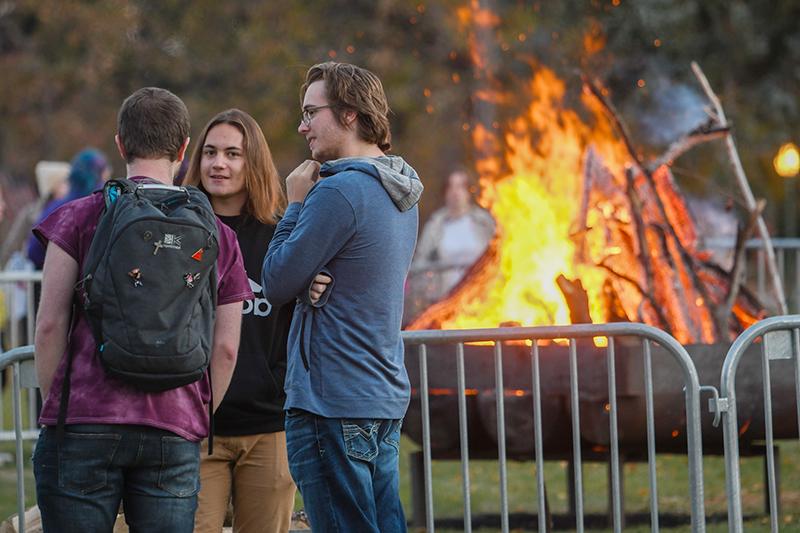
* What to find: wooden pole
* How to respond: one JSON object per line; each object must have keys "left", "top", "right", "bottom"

{"left": 691, "top": 61, "right": 787, "bottom": 314}
{"left": 720, "top": 199, "right": 767, "bottom": 333}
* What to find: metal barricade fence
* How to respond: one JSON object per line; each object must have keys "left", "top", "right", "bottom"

{"left": 702, "top": 238, "right": 800, "bottom": 313}
{"left": 402, "top": 323, "right": 707, "bottom": 533}
{"left": 0, "top": 345, "right": 37, "bottom": 533}
{"left": 8, "top": 278, "right": 799, "bottom": 532}
{"left": 0, "top": 270, "right": 40, "bottom": 348}
{"left": 0, "top": 271, "right": 41, "bottom": 444}
{"left": 714, "top": 315, "right": 800, "bottom": 533}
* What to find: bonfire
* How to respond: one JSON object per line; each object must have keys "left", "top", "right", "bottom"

{"left": 408, "top": 4, "right": 775, "bottom": 344}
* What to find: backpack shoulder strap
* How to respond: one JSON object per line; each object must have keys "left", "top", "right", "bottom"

{"left": 102, "top": 178, "right": 137, "bottom": 210}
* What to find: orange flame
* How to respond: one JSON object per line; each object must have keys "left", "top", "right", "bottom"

{"left": 583, "top": 20, "right": 606, "bottom": 57}
{"left": 456, "top": 1, "right": 500, "bottom": 72}
{"left": 415, "top": 67, "right": 629, "bottom": 331}
{"left": 408, "top": 6, "right": 762, "bottom": 341}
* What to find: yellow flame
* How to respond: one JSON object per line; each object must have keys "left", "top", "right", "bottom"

{"left": 774, "top": 142, "right": 800, "bottom": 178}
{"left": 440, "top": 68, "right": 628, "bottom": 330}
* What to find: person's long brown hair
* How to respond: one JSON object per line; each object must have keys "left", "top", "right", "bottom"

{"left": 184, "top": 109, "right": 285, "bottom": 223}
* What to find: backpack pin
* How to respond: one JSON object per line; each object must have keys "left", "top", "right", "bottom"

{"left": 153, "top": 240, "right": 164, "bottom": 255}
{"left": 128, "top": 268, "right": 143, "bottom": 287}
{"left": 183, "top": 272, "right": 200, "bottom": 289}
{"left": 191, "top": 248, "right": 204, "bottom": 261}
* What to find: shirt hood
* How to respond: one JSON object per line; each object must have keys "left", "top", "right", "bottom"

{"left": 320, "top": 155, "right": 423, "bottom": 212}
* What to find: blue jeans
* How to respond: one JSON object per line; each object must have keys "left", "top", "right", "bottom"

{"left": 286, "top": 410, "right": 406, "bottom": 532}
{"left": 33, "top": 424, "right": 200, "bottom": 533}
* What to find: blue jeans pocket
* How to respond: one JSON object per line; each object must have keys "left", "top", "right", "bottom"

{"left": 342, "top": 419, "right": 380, "bottom": 462}
{"left": 58, "top": 431, "right": 121, "bottom": 494}
{"left": 384, "top": 419, "right": 402, "bottom": 452}
{"left": 158, "top": 436, "right": 200, "bottom": 497}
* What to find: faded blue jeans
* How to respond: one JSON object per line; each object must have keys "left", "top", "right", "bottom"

{"left": 33, "top": 424, "right": 200, "bottom": 533}
{"left": 286, "top": 409, "right": 407, "bottom": 532}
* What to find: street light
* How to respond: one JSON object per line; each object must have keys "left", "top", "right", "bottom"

{"left": 775, "top": 142, "right": 799, "bottom": 237}
{"left": 775, "top": 142, "right": 800, "bottom": 178}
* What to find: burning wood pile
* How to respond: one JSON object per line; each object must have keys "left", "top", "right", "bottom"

{"left": 408, "top": 65, "right": 768, "bottom": 343}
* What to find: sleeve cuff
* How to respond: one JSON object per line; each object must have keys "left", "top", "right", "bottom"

{"left": 301, "top": 268, "right": 335, "bottom": 308}
{"left": 283, "top": 202, "right": 302, "bottom": 220}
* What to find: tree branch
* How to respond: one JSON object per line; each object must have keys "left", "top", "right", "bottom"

{"left": 649, "top": 126, "right": 730, "bottom": 172}
{"left": 582, "top": 75, "right": 646, "bottom": 172}
{"left": 596, "top": 260, "right": 671, "bottom": 331}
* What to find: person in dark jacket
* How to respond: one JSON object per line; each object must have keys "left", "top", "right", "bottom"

{"left": 184, "top": 109, "right": 329, "bottom": 533}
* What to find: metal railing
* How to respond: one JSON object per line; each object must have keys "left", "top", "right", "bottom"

{"left": 0, "top": 345, "right": 37, "bottom": 533}
{"left": 0, "top": 271, "right": 41, "bottom": 444}
{"left": 713, "top": 315, "right": 800, "bottom": 533}
{"left": 5, "top": 258, "right": 800, "bottom": 531}
{"left": 0, "top": 270, "right": 40, "bottom": 348}
{"left": 702, "top": 237, "right": 800, "bottom": 313}
{"left": 402, "top": 323, "right": 707, "bottom": 532}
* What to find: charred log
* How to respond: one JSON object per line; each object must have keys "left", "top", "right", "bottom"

{"left": 556, "top": 274, "right": 592, "bottom": 324}
{"left": 595, "top": 261, "right": 670, "bottom": 331}
{"left": 624, "top": 167, "right": 655, "bottom": 297}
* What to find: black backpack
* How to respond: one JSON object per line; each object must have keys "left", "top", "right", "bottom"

{"left": 77, "top": 178, "right": 219, "bottom": 391}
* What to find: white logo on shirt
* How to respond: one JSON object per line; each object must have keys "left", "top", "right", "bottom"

{"left": 243, "top": 278, "right": 272, "bottom": 317}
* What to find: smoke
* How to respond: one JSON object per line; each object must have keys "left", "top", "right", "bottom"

{"left": 686, "top": 196, "right": 738, "bottom": 270}
{"left": 637, "top": 78, "right": 708, "bottom": 146}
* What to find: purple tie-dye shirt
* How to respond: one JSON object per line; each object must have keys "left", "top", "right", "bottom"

{"left": 33, "top": 177, "right": 252, "bottom": 441}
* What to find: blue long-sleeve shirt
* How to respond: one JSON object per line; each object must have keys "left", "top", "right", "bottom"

{"left": 262, "top": 156, "right": 422, "bottom": 420}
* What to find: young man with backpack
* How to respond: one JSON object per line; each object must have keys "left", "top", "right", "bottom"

{"left": 31, "top": 87, "right": 252, "bottom": 532}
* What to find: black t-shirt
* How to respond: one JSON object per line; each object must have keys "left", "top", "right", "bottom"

{"left": 213, "top": 214, "right": 294, "bottom": 435}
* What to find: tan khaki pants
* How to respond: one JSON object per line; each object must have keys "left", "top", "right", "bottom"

{"left": 195, "top": 432, "right": 296, "bottom": 533}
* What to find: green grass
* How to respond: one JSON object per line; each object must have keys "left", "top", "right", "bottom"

{"left": 395, "top": 437, "right": 800, "bottom": 532}
{"left": 0, "top": 437, "right": 798, "bottom": 531}
{"left": 291, "top": 435, "right": 800, "bottom": 531}
{"left": 0, "top": 441, "right": 35, "bottom": 523}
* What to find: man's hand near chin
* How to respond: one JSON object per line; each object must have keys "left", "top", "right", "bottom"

{"left": 286, "top": 160, "right": 322, "bottom": 204}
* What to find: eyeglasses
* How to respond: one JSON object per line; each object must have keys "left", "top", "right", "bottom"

{"left": 301, "top": 105, "right": 334, "bottom": 126}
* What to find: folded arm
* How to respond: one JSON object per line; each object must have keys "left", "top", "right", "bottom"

{"left": 261, "top": 185, "right": 355, "bottom": 305}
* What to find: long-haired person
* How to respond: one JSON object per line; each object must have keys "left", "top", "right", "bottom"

{"left": 185, "top": 108, "right": 328, "bottom": 533}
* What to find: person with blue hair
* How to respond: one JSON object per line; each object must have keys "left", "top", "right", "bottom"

{"left": 26, "top": 148, "right": 110, "bottom": 269}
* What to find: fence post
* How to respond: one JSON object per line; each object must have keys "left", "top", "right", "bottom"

{"left": 719, "top": 315, "right": 800, "bottom": 533}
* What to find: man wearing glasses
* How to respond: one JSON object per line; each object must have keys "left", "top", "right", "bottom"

{"left": 262, "top": 62, "right": 423, "bottom": 532}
